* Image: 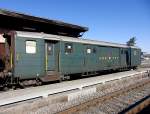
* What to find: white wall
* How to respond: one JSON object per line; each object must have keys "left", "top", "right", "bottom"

{"left": 0, "top": 34, "right": 5, "bottom": 43}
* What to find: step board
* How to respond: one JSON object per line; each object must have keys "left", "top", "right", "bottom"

{"left": 40, "top": 71, "right": 60, "bottom": 82}
{"left": 46, "top": 71, "right": 58, "bottom": 76}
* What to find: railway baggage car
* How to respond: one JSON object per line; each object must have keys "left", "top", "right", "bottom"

{"left": 0, "top": 31, "right": 141, "bottom": 87}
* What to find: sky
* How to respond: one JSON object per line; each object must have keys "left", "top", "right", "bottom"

{"left": 0, "top": 0, "right": 150, "bottom": 53}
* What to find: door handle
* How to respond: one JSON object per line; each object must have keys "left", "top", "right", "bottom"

{"left": 16, "top": 53, "right": 20, "bottom": 62}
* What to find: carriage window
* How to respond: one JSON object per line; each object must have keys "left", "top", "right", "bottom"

{"left": 65, "top": 43, "right": 73, "bottom": 54}
{"left": 134, "top": 50, "right": 137, "bottom": 55}
{"left": 47, "top": 44, "right": 53, "bottom": 55}
{"left": 93, "top": 48, "right": 96, "bottom": 53}
{"left": 121, "top": 50, "right": 123, "bottom": 54}
{"left": 87, "top": 48, "right": 91, "bottom": 54}
{"left": 26, "top": 41, "right": 36, "bottom": 54}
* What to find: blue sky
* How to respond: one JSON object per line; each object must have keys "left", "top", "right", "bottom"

{"left": 0, "top": 0, "right": 150, "bottom": 52}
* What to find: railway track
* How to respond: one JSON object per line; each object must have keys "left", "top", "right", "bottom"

{"left": 58, "top": 77, "right": 150, "bottom": 114}
{"left": 141, "top": 60, "right": 150, "bottom": 68}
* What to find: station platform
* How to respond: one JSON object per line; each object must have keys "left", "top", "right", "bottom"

{"left": 0, "top": 68, "right": 149, "bottom": 106}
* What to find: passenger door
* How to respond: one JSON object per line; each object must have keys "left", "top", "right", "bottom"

{"left": 125, "top": 50, "right": 130, "bottom": 66}
{"left": 83, "top": 45, "right": 95, "bottom": 72}
{"left": 45, "top": 41, "right": 56, "bottom": 72}
{"left": 120, "top": 48, "right": 128, "bottom": 67}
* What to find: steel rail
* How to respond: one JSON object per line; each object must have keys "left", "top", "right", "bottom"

{"left": 120, "top": 95, "right": 150, "bottom": 114}
{"left": 57, "top": 78, "right": 150, "bottom": 114}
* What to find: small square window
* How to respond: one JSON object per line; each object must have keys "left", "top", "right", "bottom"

{"left": 26, "top": 41, "right": 36, "bottom": 54}
{"left": 134, "top": 50, "right": 137, "bottom": 55}
{"left": 121, "top": 50, "right": 123, "bottom": 54}
{"left": 87, "top": 48, "right": 91, "bottom": 54}
{"left": 65, "top": 43, "right": 73, "bottom": 54}
{"left": 93, "top": 48, "right": 96, "bottom": 53}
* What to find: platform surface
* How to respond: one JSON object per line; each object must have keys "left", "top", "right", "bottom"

{"left": 0, "top": 68, "right": 149, "bottom": 106}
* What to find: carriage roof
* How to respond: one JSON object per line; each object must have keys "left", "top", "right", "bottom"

{"left": 16, "top": 31, "right": 139, "bottom": 49}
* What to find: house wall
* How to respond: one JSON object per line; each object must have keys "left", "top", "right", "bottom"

{"left": 0, "top": 34, "right": 5, "bottom": 59}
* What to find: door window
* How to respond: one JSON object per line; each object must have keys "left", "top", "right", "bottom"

{"left": 47, "top": 44, "right": 53, "bottom": 55}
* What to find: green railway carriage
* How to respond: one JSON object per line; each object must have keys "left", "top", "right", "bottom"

{"left": 0, "top": 31, "right": 141, "bottom": 87}
{"left": 12, "top": 31, "right": 141, "bottom": 82}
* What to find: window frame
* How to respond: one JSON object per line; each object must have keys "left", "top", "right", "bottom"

{"left": 86, "top": 48, "right": 92, "bottom": 54}
{"left": 93, "top": 47, "right": 97, "bottom": 54}
{"left": 47, "top": 43, "right": 54, "bottom": 55}
{"left": 65, "top": 43, "right": 73, "bottom": 54}
{"left": 25, "top": 40, "right": 37, "bottom": 54}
